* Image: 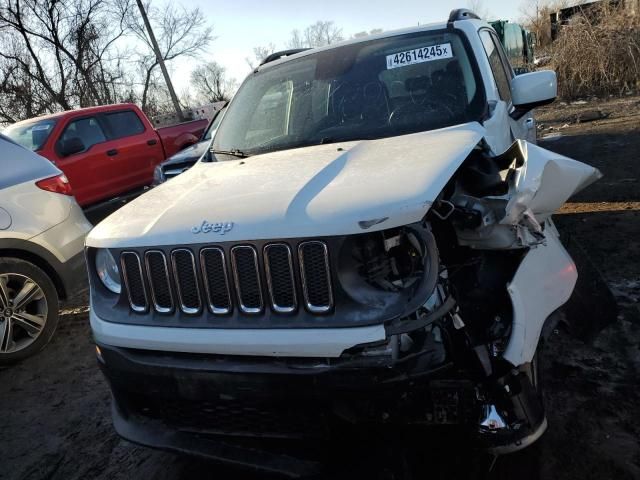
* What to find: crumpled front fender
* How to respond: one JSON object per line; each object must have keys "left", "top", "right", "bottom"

{"left": 503, "top": 140, "right": 602, "bottom": 225}
{"left": 504, "top": 221, "right": 577, "bottom": 365}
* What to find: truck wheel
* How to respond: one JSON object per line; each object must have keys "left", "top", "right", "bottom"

{"left": 0, "top": 258, "right": 60, "bottom": 365}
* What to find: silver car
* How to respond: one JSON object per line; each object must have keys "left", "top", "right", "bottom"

{"left": 0, "top": 134, "right": 91, "bottom": 364}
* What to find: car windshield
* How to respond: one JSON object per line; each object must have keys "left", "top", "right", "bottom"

{"left": 4, "top": 119, "right": 57, "bottom": 151}
{"left": 213, "top": 30, "right": 485, "bottom": 157}
{"left": 203, "top": 106, "right": 228, "bottom": 141}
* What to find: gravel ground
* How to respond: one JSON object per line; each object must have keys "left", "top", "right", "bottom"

{"left": 1, "top": 96, "right": 639, "bottom": 480}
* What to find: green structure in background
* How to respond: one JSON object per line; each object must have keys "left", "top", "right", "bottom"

{"left": 490, "top": 20, "right": 535, "bottom": 74}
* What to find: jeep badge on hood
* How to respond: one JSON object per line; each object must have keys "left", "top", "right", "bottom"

{"left": 191, "top": 221, "right": 234, "bottom": 234}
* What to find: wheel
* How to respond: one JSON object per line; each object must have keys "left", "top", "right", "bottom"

{"left": 0, "top": 257, "right": 60, "bottom": 365}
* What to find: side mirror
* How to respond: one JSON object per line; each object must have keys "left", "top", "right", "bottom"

{"left": 510, "top": 70, "right": 557, "bottom": 119}
{"left": 59, "top": 137, "right": 85, "bottom": 157}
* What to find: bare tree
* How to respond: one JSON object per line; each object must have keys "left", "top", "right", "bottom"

{"left": 467, "top": 0, "right": 491, "bottom": 20}
{"left": 352, "top": 28, "right": 383, "bottom": 39}
{"left": 287, "top": 21, "right": 344, "bottom": 48}
{"left": 0, "top": 35, "right": 56, "bottom": 122}
{"left": 519, "top": 0, "right": 570, "bottom": 48}
{"left": 245, "top": 43, "right": 275, "bottom": 69}
{"left": 126, "top": 0, "right": 213, "bottom": 113}
{"left": 0, "top": 0, "right": 133, "bottom": 122}
{"left": 190, "top": 61, "right": 236, "bottom": 103}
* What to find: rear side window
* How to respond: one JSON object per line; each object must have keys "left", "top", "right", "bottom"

{"left": 479, "top": 30, "right": 513, "bottom": 104}
{"left": 503, "top": 24, "right": 524, "bottom": 69}
{"left": 103, "top": 111, "right": 145, "bottom": 139}
{"left": 59, "top": 117, "right": 107, "bottom": 151}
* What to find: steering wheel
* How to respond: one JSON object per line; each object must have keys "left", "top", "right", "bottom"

{"left": 388, "top": 100, "right": 455, "bottom": 128}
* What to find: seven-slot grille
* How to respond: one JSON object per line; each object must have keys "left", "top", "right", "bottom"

{"left": 119, "top": 241, "right": 333, "bottom": 316}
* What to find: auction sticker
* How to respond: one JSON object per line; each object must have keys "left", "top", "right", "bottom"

{"left": 386, "top": 43, "right": 453, "bottom": 69}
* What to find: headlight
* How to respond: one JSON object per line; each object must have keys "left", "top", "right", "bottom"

{"left": 96, "top": 249, "right": 121, "bottom": 294}
{"left": 337, "top": 225, "right": 439, "bottom": 308}
{"left": 152, "top": 165, "right": 165, "bottom": 185}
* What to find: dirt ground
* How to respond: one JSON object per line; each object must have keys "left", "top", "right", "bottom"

{"left": 1, "top": 96, "right": 639, "bottom": 480}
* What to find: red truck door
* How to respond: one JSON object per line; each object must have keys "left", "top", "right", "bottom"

{"left": 54, "top": 115, "right": 117, "bottom": 206}
{"left": 99, "top": 109, "right": 164, "bottom": 190}
{"left": 54, "top": 109, "right": 164, "bottom": 207}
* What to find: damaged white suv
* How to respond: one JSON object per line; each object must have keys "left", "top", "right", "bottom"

{"left": 87, "top": 9, "right": 601, "bottom": 475}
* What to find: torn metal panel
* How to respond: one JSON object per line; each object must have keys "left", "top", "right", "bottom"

{"left": 451, "top": 139, "right": 601, "bottom": 250}
{"left": 504, "top": 140, "right": 602, "bottom": 223}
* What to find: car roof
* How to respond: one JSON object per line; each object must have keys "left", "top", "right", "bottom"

{"left": 0, "top": 134, "right": 61, "bottom": 190}
{"left": 257, "top": 20, "right": 450, "bottom": 72}
{"left": 9, "top": 103, "right": 139, "bottom": 127}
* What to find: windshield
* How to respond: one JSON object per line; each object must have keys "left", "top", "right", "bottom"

{"left": 4, "top": 119, "right": 57, "bottom": 151}
{"left": 213, "top": 30, "right": 485, "bottom": 157}
{"left": 204, "top": 106, "right": 228, "bottom": 141}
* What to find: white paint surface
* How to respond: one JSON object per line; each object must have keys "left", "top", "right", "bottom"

{"left": 0, "top": 208, "right": 11, "bottom": 230}
{"left": 90, "top": 309, "right": 386, "bottom": 358}
{"left": 87, "top": 122, "right": 486, "bottom": 248}
{"left": 504, "top": 228, "right": 577, "bottom": 365}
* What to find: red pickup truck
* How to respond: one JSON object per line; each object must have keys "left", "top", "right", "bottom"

{"left": 4, "top": 104, "right": 207, "bottom": 207}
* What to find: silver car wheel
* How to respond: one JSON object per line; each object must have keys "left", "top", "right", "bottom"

{"left": 0, "top": 273, "right": 48, "bottom": 354}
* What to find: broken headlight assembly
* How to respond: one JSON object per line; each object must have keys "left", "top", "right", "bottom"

{"left": 337, "top": 224, "right": 440, "bottom": 314}
{"left": 336, "top": 223, "right": 452, "bottom": 366}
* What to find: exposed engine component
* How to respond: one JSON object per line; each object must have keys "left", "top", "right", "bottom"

{"left": 338, "top": 225, "right": 440, "bottom": 314}
{"left": 435, "top": 140, "right": 557, "bottom": 250}
{"left": 352, "top": 227, "right": 430, "bottom": 291}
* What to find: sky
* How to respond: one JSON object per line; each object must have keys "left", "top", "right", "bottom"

{"left": 168, "top": 0, "right": 526, "bottom": 94}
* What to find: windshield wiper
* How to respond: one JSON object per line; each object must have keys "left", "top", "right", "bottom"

{"left": 210, "top": 148, "right": 250, "bottom": 159}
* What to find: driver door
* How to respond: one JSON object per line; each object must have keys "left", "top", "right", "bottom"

{"left": 53, "top": 116, "right": 117, "bottom": 207}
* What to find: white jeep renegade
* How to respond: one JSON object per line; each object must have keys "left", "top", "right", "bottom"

{"left": 87, "top": 9, "right": 600, "bottom": 476}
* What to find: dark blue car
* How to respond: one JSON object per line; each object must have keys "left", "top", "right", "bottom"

{"left": 152, "top": 104, "right": 228, "bottom": 185}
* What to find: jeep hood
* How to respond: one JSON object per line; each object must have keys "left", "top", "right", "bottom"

{"left": 88, "top": 123, "right": 485, "bottom": 248}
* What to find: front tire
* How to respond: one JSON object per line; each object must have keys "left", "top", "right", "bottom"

{"left": 0, "top": 258, "right": 60, "bottom": 365}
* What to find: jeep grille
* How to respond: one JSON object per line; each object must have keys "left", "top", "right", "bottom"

{"left": 119, "top": 241, "right": 333, "bottom": 316}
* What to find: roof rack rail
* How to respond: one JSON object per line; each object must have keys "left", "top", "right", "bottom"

{"left": 259, "top": 48, "right": 310, "bottom": 66}
{"left": 447, "top": 8, "right": 481, "bottom": 26}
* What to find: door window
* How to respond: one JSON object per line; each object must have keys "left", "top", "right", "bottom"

{"left": 203, "top": 107, "right": 228, "bottom": 141}
{"left": 59, "top": 117, "right": 107, "bottom": 152}
{"left": 102, "top": 110, "right": 145, "bottom": 139}
{"left": 479, "top": 30, "right": 513, "bottom": 105}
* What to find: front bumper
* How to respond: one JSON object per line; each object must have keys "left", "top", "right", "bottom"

{"left": 90, "top": 308, "right": 386, "bottom": 358}
{"left": 97, "top": 341, "right": 476, "bottom": 475}
{"left": 98, "top": 342, "right": 473, "bottom": 429}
